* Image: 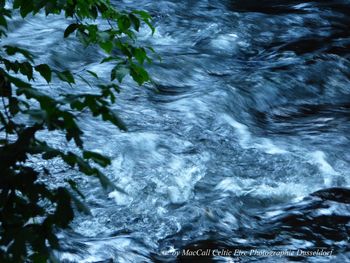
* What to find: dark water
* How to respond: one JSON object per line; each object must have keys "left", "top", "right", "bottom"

{"left": 5, "top": 0, "right": 350, "bottom": 262}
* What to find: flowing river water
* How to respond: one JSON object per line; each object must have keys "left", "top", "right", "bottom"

{"left": 4, "top": 0, "right": 350, "bottom": 262}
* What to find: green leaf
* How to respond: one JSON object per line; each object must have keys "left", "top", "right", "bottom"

{"left": 55, "top": 70, "right": 75, "bottom": 84}
{"left": 29, "top": 141, "right": 62, "bottom": 159}
{"left": 7, "top": 74, "right": 31, "bottom": 88}
{"left": 98, "top": 83, "right": 121, "bottom": 93}
{"left": 25, "top": 109, "right": 47, "bottom": 123}
{"left": 44, "top": 1, "right": 60, "bottom": 16}
{"left": 110, "top": 111, "right": 127, "bottom": 131}
{"left": 133, "top": 47, "right": 147, "bottom": 65}
{"left": 35, "top": 64, "right": 52, "bottom": 83}
{"left": 2, "top": 8, "right": 12, "bottom": 19}
{"left": 146, "top": 46, "right": 156, "bottom": 53}
{"left": 42, "top": 150, "right": 60, "bottom": 160}
{"left": 4, "top": 45, "right": 34, "bottom": 62}
{"left": 0, "top": 72, "right": 12, "bottom": 97}
{"left": 0, "top": 15, "right": 8, "bottom": 29}
{"left": 17, "top": 87, "right": 46, "bottom": 100}
{"left": 96, "top": 171, "right": 127, "bottom": 194}
{"left": 9, "top": 97, "right": 20, "bottom": 115}
{"left": 96, "top": 171, "right": 115, "bottom": 190}
{"left": 86, "top": 70, "right": 98, "bottom": 79}
{"left": 132, "top": 10, "right": 151, "bottom": 20}
{"left": 116, "top": 42, "right": 132, "bottom": 58}
{"left": 62, "top": 152, "right": 77, "bottom": 167}
{"left": 64, "top": 23, "right": 80, "bottom": 38}
{"left": 76, "top": 29, "right": 90, "bottom": 46}
{"left": 102, "top": 109, "right": 127, "bottom": 131}
{"left": 75, "top": 156, "right": 94, "bottom": 174}
{"left": 117, "top": 15, "right": 131, "bottom": 32}
{"left": 78, "top": 75, "right": 92, "bottom": 88}
{"left": 69, "top": 191, "right": 91, "bottom": 215}
{"left": 133, "top": 10, "right": 155, "bottom": 34}
{"left": 66, "top": 179, "right": 85, "bottom": 199}
{"left": 83, "top": 151, "right": 111, "bottom": 167}
{"left": 61, "top": 113, "right": 83, "bottom": 147}
{"left": 54, "top": 188, "right": 74, "bottom": 228}
{"left": 19, "top": 0, "right": 34, "bottom": 18}
{"left": 13, "top": 0, "right": 21, "bottom": 9}
{"left": 100, "top": 56, "right": 120, "bottom": 64}
{"left": 19, "top": 61, "right": 33, "bottom": 80}
{"left": 87, "top": 24, "right": 98, "bottom": 41}
{"left": 111, "top": 64, "right": 129, "bottom": 83}
{"left": 130, "top": 63, "right": 149, "bottom": 85}
{"left": 89, "top": 6, "right": 98, "bottom": 20}
{"left": 129, "top": 13, "right": 140, "bottom": 31}
{"left": 99, "top": 41, "right": 113, "bottom": 54}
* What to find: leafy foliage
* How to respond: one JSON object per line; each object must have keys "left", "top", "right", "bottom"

{"left": 0, "top": 0, "right": 155, "bottom": 261}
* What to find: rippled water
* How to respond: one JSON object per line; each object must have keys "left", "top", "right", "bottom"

{"left": 5, "top": 0, "right": 350, "bottom": 262}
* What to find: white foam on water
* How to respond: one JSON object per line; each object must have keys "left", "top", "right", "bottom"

{"left": 222, "top": 114, "right": 288, "bottom": 154}
{"left": 167, "top": 159, "right": 204, "bottom": 205}
{"left": 215, "top": 176, "right": 311, "bottom": 202}
{"left": 309, "top": 150, "right": 338, "bottom": 187}
{"left": 250, "top": 182, "right": 310, "bottom": 200}
{"left": 58, "top": 236, "right": 151, "bottom": 263}
{"left": 108, "top": 190, "right": 133, "bottom": 206}
{"left": 210, "top": 33, "right": 238, "bottom": 51}
{"left": 222, "top": 114, "right": 251, "bottom": 148}
{"left": 215, "top": 177, "right": 252, "bottom": 195}
{"left": 254, "top": 138, "right": 289, "bottom": 154}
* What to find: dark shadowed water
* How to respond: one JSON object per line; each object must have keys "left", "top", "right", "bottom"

{"left": 4, "top": 0, "right": 350, "bottom": 262}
